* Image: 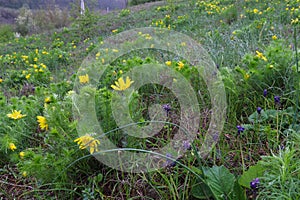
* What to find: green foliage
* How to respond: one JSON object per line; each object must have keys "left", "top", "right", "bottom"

{"left": 258, "top": 145, "right": 300, "bottom": 199}
{"left": 0, "top": 24, "right": 14, "bottom": 43}
{"left": 239, "top": 164, "right": 265, "bottom": 189}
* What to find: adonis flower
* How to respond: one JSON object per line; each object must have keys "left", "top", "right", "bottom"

{"left": 165, "top": 61, "right": 172, "bottom": 66}
{"left": 7, "top": 110, "right": 26, "bottom": 120}
{"left": 74, "top": 134, "right": 100, "bottom": 154}
{"left": 177, "top": 61, "right": 185, "bottom": 70}
{"left": 9, "top": 143, "right": 17, "bottom": 151}
{"left": 111, "top": 76, "right": 134, "bottom": 91}
{"left": 79, "top": 74, "right": 89, "bottom": 84}
{"left": 255, "top": 51, "right": 267, "bottom": 61}
{"left": 37, "top": 116, "right": 49, "bottom": 131}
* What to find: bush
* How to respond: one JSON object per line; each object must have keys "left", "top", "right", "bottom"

{"left": 0, "top": 24, "right": 14, "bottom": 43}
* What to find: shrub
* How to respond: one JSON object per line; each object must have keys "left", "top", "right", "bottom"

{"left": 0, "top": 24, "right": 14, "bottom": 43}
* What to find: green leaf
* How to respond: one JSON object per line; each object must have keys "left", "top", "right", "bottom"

{"left": 203, "top": 165, "right": 236, "bottom": 199}
{"left": 238, "top": 163, "right": 265, "bottom": 189}
{"left": 191, "top": 181, "right": 213, "bottom": 199}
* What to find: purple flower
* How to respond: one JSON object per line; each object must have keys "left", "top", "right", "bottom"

{"left": 237, "top": 125, "right": 245, "bottom": 134}
{"left": 263, "top": 89, "right": 267, "bottom": 97}
{"left": 274, "top": 96, "right": 280, "bottom": 104}
{"left": 165, "top": 153, "right": 176, "bottom": 167}
{"left": 183, "top": 140, "right": 191, "bottom": 150}
{"left": 257, "top": 107, "right": 262, "bottom": 114}
{"left": 162, "top": 104, "right": 171, "bottom": 112}
{"left": 250, "top": 178, "right": 260, "bottom": 189}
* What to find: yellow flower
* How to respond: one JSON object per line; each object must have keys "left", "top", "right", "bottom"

{"left": 73, "top": 45, "right": 76, "bottom": 49}
{"left": 256, "top": 51, "right": 267, "bottom": 61}
{"left": 111, "top": 76, "right": 134, "bottom": 91}
{"left": 7, "top": 110, "right": 26, "bottom": 120}
{"left": 37, "top": 116, "right": 48, "bottom": 131}
{"left": 95, "top": 52, "right": 101, "bottom": 59}
{"left": 22, "top": 171, "right": 27, "bottom": 177}
{"left": 112, "top": 29, "right": 118, "bottom": 33}
{"left": 44, "top": 97, "right": 51, "bottom": 103}
{"left": 269, "top": 64, "right": 274, "bottom": 69}
{"left": 34, "top": 57, "right": 38, "bottom": 62}
{"left": 291, "top": 18, "right": 299, "bottom": 24}
{"left": 19, "top": 151, "right": 25, "bottom": 159}
{"left": 177, "top": 61, "right": 185, "bottom": 70}
{"left": 0, "top": 78, "right": 3, "bottom": 83}
{"left": 26, "top": 74, "right": 31, "bottom": 79}
{"left": 244, "top": 73, "right": 250, "bottom": 80}
{"left": 112, "top": 49, "right": 119, "bottom": 53}
{"left": 165, "top": 61, "right": 172, "bottom": 66}
{"left": 40, "top": 63, "right": 47, "bottom": 69}
{"left": 79, "top": 74, "right": 89, "bottom": 84}
{"left": 253, "top": 8, "right": 259, "bottom": 13}
{"left": 272, "top": 35, "right": 277, "bottom": 40}
{"left": 74, "top": 134, "right": 100, "bottom": 154}
{"left": 42, "top": 51, "right": 48, "bottom": 55}
{"left": 9, "top": 143, "right": 17, "bottom": 151}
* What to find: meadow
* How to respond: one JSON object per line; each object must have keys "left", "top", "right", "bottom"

{"left": 0, "top": 0, "right": 299, "bottom": 199}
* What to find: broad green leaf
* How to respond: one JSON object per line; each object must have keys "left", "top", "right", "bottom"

{"left": 191, "top": 181, "right": 213, "bottom": 199}
{"left": 203, "top": 165, "right": 235, "bottom": 199}
{"left": 238, "top": 163, "right": 265, "bottom": 189}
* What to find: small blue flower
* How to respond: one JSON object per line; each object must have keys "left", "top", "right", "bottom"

{"left": 165, "top": 153, "right": 176, "bottom": 167}
{"left": 183, "top": 140, "right": 191, "bottom": 150}
{"left": 237, "top": 125, "right": 245, "bottom": 134}
{"left": 274, "top": 96, "right": 280, "bottom": 104}
{"left": 250, "top": 178, "right": 260, "bottom": 189}
{"left": 162, "top": 104, "right": 171, "bottom": 112}
{"left": 263, "top": 89, "right": 267, "bottom": 97}
{"left": 257, "top": 107, "right": 262, "bottom": 114}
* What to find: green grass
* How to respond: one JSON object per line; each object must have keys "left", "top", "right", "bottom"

{"left": 0, "top": 0, "right": 299, "bottom": 199}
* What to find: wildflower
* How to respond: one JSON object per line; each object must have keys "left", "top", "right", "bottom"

{"left": 272, "top": 35, "right": 277, "bottom": 40}
{"left": 244, "top": 73, "right": 250, "bottom": 80}
{"left": 165, "top": 61, "right": 172, "bottom": 66}
{"left": 250, "top": 178, "right": 260, "bottom": 189}
{"left": 37, "top": 116, "right": 48, "bottom": 131}
{"left": 40, "top": 63, "right": 47, "bottom": 69}
{"left": 256, "top": 51, "right": 267, "bottom": 61}
{"left": 269, "top": 64, "right": 274, "bottom": 69}
{"left": 237, "top": 125, "right": 245, "bottom": 134}
{"left": 253, "top": 8, "right": 259, "bottom": 14}
{"left": 177, "top": 61, "right": 184, "bottom": 70}
{"left": 257, "top": 107, "right": 262, "bottom": 114}
{"left": 183, "top": 140, "right": 191, "bottom": 150}
{"left": 274, "top": 96, "right": 280, "bottom": 104}
{"left": 7, "top": 110, "right": 26, "bottom": 120}
{"left": 0, "top": 78, "right": 3, "bottom": 83}
{"left": 164, "top": 153, "right": 176, "bottom": 167}
{"left": 25, "top": 74, "right": 31, "bottom": 79}
{"left": 111, "top": 76, "right": 134, "bottom": 91}
{"left": 19, "top": 151, "right": 25, "bottom": 159}
{"left": 263, "top": 89, "right": 267, "bottom": 97}
{"left": 79, "top": 74, "right": 89, "bottom": 84}
{"left": 34, "top": 57, "right": 38, "bottom": 62}
{"left": 162, "top": 104, "right": 171, "bottom": 113}
{"left": 9, "top": 143, "right": 17, "bottom": 151}
{"left": 291, "top": 18, "right": 299, "bottom": 24}
{"left": 22, "top": 171, "right": 27, "bottom": 177}
{"left": 112, "top": 49, "right": 119, "bottom": 53}
{"left": 112, "top": 29, "right": 118, "bottom": 33}
{"left": 44, "top": 97, "right": 51, "bottom": 103}
{"left": 95, "top": 52, "right": 100, "bottom": 59}
{"left": 74, "top": 134, "right": 100, "bottom": 154}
